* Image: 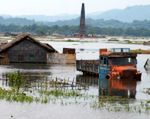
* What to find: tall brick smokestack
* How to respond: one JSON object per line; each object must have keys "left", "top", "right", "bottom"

{"left": 80, "top": 3, "right": 86, "bottom": 37}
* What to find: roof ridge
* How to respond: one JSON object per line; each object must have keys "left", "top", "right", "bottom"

{"left": 0, "top": 34, "right": 57, "bottom": 53}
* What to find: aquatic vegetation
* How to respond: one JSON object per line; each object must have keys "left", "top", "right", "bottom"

{"left": 0, "top": 87, "right": 83, "bottom": 103}
{"left": 124, "top": 40, "right": 133, "bottom": 44}
{"left": 90, "top": 96, "right": 150, "bottom": 113}
{"left": 7, "top": 71, "right": 25, "bottom": 94}
{"left": 39, "top": 89, "right": 83, "bottom": 98}
{"left": 66, "top": 39, "right": 78, "bottom": 42}
{"left": 131, "top": 49, "right": 150, "bottom": 54}
{"left": 0, "top": 72, "right": 35, "bottom": 103}
{"left": 0, "top": 87, "right": 33, "bottom": 103}
{"left": 0, "top": 72, "right": 150, "bottom": 114}
{"left": 0, "top": 81, "right": 150, "bottom": 113}
{"left": 0, "top": 72, "right": 86, "bottom": 103}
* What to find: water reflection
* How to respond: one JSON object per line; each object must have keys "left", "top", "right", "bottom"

{"left": 0, "top": 71, "right": 49, "bottom": 91}
{"left": 99, "top": 78, "right": 139, "bottom": 98}
{"left": 76, "top": 75, "right": 98, "bottom": 86}
{"left": 145, "top": 68, "right": 150, "bottom": 75}
{"left": 0, "top": 70, "right": 142, "bottom": 99}
{"left": 0, "top": 71, "right": 89, "bottom": 93}
{"left": 0, "top": 63, "right": 76, "bottom": 81}
{"left": 9, "top": 63, "right": 51, "bottom": 69}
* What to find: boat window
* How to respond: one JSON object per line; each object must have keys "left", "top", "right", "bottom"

{"left": 111, "top": 58, "right": 136, "bottom": 65}
{"left": 104, "top": 58, "right": 108, "bottom": 65}
{"left": 100, "top": 57, "right": 103, "bottom": 60}
{"left": 100, "top": 57, "right": 108, "bottom": 65}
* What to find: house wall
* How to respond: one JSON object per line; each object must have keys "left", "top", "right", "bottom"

{"left": 0, "top": 52, "right": 9, "bottom": 65}
{"left": 7, "top": 40, "right": 48, "bottom": 63}
{"left": 47, "top": 53, "right": 76, "bottom": 64}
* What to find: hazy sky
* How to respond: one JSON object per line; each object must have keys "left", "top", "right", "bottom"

{"left": 0, "top": 0, "right": 150, "bottom": 16}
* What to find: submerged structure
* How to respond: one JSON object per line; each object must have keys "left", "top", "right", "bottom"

{"left": 99, "top": 77, "right": 137, "bottom": 98}
{"left": 0, "top": 34, "right": 76, "bottom": 64}
{"left": 77, "top": 48, "right": 141, "bottom": 80}
{"left": 77, "top": 48, "right": 141, "bottom": 97}
{"left": 144, "top": 58, "right": 150, "bottom": 69}
{"left": 0, "top": 34, "right": 57, "bottom": 64}
{"left": 98, "top": 49, "right": 142, "bottom": 98}
{"left": 79, "top": 3, "right": 86, "bottom": 37}
{"left": 143, "top": 41, "right": 150, "bottom": 45}
{"left": 99, "top": 48, "right": 141, "bottom": 80}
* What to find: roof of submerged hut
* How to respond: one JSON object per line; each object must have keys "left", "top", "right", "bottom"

{"left": 0, "top": 34, "right": 58, "bottom": 53}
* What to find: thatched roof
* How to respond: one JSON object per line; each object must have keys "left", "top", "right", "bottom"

{"left": 0, "top": 34, "right": 58, "bottom": 53}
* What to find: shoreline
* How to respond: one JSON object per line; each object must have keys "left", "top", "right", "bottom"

{"left": 0, "top": 35, "right": 150, "bottom": 45}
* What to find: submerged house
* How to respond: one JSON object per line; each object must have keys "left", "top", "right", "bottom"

{"left": 0, "top": 34, "right": 76, "bottom": 65}
{"left": 0, "top": 34, "right": 57, "bottom": 64}
{"left": 143, "top": 41, "right": 150, "bottom": 45}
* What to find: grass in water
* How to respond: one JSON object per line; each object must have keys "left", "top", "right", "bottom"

{"left": 39, "top": 89, "right": 82, "bottom": 97}
{"left": 0, "top": 87, "right": 33, "bottom": 103}
{"left": 90, "top": 96, "right": 150, "bottom": 113}
{"left": 0, "top": 71, "right": 150, "bottom": 114}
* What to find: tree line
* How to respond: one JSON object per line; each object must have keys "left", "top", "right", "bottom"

{"left": 1, "top": 23, "right": 150, "bottom": 37}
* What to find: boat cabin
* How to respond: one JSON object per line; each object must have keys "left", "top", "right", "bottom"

{"left": 99, "top": 48, "right": 141, "bottom": 80}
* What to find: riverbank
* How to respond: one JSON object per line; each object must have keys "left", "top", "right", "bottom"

{"left": 131, "top": 49, "right": 150, "bottom": 54}
{"left": 0, "top": 35, "right": 150, "bottom": 45}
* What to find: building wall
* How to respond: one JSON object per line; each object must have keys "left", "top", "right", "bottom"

{"left": 7, "top": 40, "right": 48, "bottom": 63}
{"left": 47, "top": 53, "right": 76, "bottom": 64}
{"left": 0, "top": 52, "right": 9, "bottom": 65}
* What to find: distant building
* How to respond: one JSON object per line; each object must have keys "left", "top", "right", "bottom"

{"left": 143, "top": 41, "right": 150, "bottom": 45}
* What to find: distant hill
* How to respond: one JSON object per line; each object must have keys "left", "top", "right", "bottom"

{"left": 43, "top": 18, "right": 129, "bottom": 28}
{"left": 1, "top": 4, "right": 150, "bottom": 29}
{"left": 1, "top": 16, "right": 150, "bottom": 30}
{"left": 1, "top": 5, "right": 150, "bottom": 23}
{"left": 89, "top": 5, "right": 150, "bottom": 22}
{"left": 0, "top": 14, "right": 79, "bottom": 22}
{"left": 18, "top": 14, "right": 78, "bottom": 22}
{"left": 0, "top": 16, "right": 35, "bottom": 26}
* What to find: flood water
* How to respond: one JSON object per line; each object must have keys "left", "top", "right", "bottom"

{"left": 0, "top": 41, "right": 150, "bottom": 119}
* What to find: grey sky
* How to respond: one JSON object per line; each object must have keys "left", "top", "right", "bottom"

{"left": 0, "top": 0, "right": 150, "bottom": 16}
